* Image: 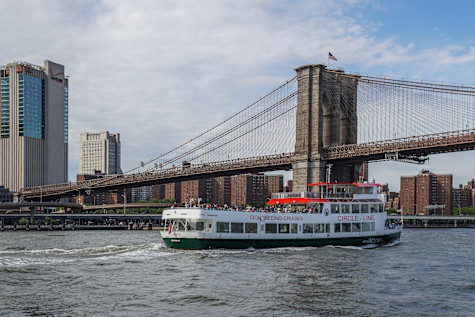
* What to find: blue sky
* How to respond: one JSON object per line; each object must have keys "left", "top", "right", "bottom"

{"left": 1, "top": 0, "right": 474, "bottom": 191}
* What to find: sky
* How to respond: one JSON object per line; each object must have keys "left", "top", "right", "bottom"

{"left": 1, "top": 0, "right": 475, "bottom": 191}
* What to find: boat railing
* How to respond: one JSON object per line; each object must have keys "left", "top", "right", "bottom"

{"left": 271, "top": 192, "right": 321, "bottom": 199}
{"left": 271, "top": 191, "right": 355, "bottom": 200}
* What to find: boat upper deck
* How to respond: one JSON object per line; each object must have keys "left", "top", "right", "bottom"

{"left": 268, "top": 183, "right": 384, "bottom": 205}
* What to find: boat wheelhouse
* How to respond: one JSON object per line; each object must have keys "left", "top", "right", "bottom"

{"left": 160, "top": 183, "right": 402, "bottom": 249}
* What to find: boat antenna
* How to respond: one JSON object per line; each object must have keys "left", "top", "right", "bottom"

{"left": 326, "top": 163, "right": 333, "bottom": 183}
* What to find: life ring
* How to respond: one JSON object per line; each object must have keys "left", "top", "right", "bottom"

{"left": 324, "top": 208, "right": 330, "bottom": 216}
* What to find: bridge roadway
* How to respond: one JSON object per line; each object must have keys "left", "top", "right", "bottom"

{"left": 0, "top": 202, "right": 173, "bottom": 212}
{"left": 20, "top": 153, "right": 294, "bottom": 200}
{"left": 19, "top": 129, "right": 475, "bottom": 201}
{"left": 324, "top": 128, "right": 475, "bottom": 163}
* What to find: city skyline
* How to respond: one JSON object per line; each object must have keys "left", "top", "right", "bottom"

{"left": 1, "top": 1, "right": 475, "bottom": 191}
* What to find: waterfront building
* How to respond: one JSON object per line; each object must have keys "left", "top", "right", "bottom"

{"left": 265, "top": 175, "right": 283, "bottom": 200}
{"left": 463, "top": 179, "right": 475, "bottom": 206}
{"left": 452, "top": 185, "right": 472, "bottom": 213}
{"left": 79, "top": 131, "right": 121, "bottom": 175}
{"left": 131, "top": 186, "right": 152, "bottom": 202}
{"left": 180, "top": 179, "right": 212, "bottom": 205}
{"left": 284, "top": 180, "right": 293, "bottom": 193}
{"left": 400, "top": 176, "right": 417, "bottom": 214}
{"left": 384, "top": 191, "right": 399, "bottom": 210}
{"left": 400, "top": 170, "right": 452, "bottom": 215}
{"left": 359, "top": 161, "right": 369, "bottom": 182}
{"left": 0, "top": 61, "right": 68, "bottom": 192}
{"left": 149, "top": 174, "right": 282, "bottom": 207}
{"left": 211, "top": 176, "right": 231, "bottom": 206}
{"left": 0, "top": 185, "right": 13, "bottom": 202}
{"left": 164, "top": 182, "right": 181, "bottom": 202}
{"left": 152, "top": 184, "right": 165, "bottom": 201}
{"left": 231, "top": 174, "right": 266, "bottom": 207}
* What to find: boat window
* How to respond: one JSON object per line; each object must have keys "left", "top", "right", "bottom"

{"left": 341, "top": 204, "right": 350, "bottom": 213}
{"left": 196, "top": 222, "right": 204, "bottom": 231}
{"left": 352, "top": 204, "right": 360, "bottom": 213}
{"left": 177, "top": 219, "right": 186, "bottom": 231}
{"left": 314, "top": 223, "right": 324, "bottom": 233}
{"left": 342, "top": 223, "right": 351, "bottom": 232}
{"left": 361, "top": 187, "right": 372, "bottom": 194}
{"left": 265, "top": 223, "right": 277, "bottom": 233}
{"left": 291, "top": 223, "right": 298, "bottom": 233}
{"left": 352, "top": 223, "right": 361, "bottom": 232}
{"left": 316, "top": 203, "right": 324, "bottom": 213}
{"left": 379, "top": 204, "right": 384, "bottom": 212}
{"left": 369, "top": 204, "right": 375, "bottom": 213}
{"left": 245, "top": 223, "right": 258, "bottom": 233}
{"left": 231, "top": 222, "right": 244, "bottom": 233}
{"left": 371, "top": 222, "right": 375, "bottom": 231}
{"left": 331, "top": 204, "right": 340, "bottom": 214}
{"left": 303, "top": 223, "right": 313, "bottom": 233}
{"left": 325, "top": 224, "right": 330, "bottom": 233}
{"left": 217, "top": 222, "right": 229, "bottom": 233}
{"left": 334, "top": 223, "right": 341, "bottom": 233}
{"left": 279, "top": 223, "right": 290, "bottom": 234}
{"left": 362, "top": 222, "right": 372, "bottom": 232}
{"left": 361, "top": 204, "right": 369, "bottom": 213}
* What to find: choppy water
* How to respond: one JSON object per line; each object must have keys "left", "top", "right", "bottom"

{"left": 0, "top": 229, "right": 473, "bottom": 317}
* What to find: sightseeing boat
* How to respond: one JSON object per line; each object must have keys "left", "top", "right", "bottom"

{"left": 160, "top": 182, "right": 402, "bottom": 249}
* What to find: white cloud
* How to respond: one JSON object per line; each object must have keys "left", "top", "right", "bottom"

{"left": 1, "top": 0, "right": 475, "bottom": 189}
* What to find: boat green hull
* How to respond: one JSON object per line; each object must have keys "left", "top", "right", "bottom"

{"left": 162, "top": 231, "right": 401, "bottom": 249}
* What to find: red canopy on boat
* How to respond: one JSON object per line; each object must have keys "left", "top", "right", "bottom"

{"left": 266, "top": 198, "right": 328, "bottom": 205}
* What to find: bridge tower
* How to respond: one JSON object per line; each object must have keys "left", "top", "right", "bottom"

{"left": 292, "top": 64, "right": 360, "bottom": 191}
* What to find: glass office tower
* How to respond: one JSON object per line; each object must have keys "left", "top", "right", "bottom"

{"left": 0, "top": 60, "right": 68, "bottom": 193}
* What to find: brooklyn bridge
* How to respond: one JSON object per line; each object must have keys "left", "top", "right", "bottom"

{"left": 19, "top": 64, "right": 475, "bottom": 201}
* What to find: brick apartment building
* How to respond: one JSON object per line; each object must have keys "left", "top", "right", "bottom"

{"left": 400, "top": 170, "right": 452, "bottom": 215}
{"left": 154, "top": 174, "right": 283, "bottom": 207}
{"left": 452, "top": 185, "right": 472, "bottom": 212}
{"left": 231, "top": 174, "right": 266, "bottom": 207}
{"left": 211, "top": 176, "right": 231, "bottom": 206}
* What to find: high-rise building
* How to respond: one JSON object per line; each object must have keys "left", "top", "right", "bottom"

{"left": 0, "top": 185, "right": 13, "bottom": 202}
{"left": 400, "top": 176, "right": 417, "bottom": 214}
{"left": 463, "top": 179, "right": 475, "bottom": 207}
{"left": 0, "top": 61, "right": 68, "bottom": 192}
{"left": 265, "top": 175, "right": 283, "bottom": 200}
{"left": 164, "top": 182, "right": 181, "bottom": 202}
{"left": 284, "top": 180, "right": 293, "bottom": 193}
{"left": 359, "top": 161, "right": 369, "bottom": 182}
{"left": 452, "top": 186, "right": 471, "bottom": 212}
{"left": 79, "top": 131, "right": 121, "bottom": 175}
{"left": 211, "top": 176, "right": 231, "bottom": 206}
{"left": 400, "top": 170, "right": 452, "bottom": 215}
{"left": 231, "top": 174, "right": 266, "bottom": 207}
{"left": 180, "top": 179, "right": 212, "bottom": 205}
{"left": 131, "top": 186, "right": 152, "bottom": 202}
{"left": 152, "top": 184, "right": 166, "bottom": 201}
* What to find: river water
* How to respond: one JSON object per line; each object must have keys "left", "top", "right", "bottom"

{"left": 0, "top": 229, "right": 473, "bottom": 317}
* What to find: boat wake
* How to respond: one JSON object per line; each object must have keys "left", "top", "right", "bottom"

{"left": 333, "top": 240, "right": 401, "bottom": 250}
{"left": 0, "top": 242, "right": 171, "bottom": 268}
{"left": 383, "top": 240, "right": 401, "bottom": 247}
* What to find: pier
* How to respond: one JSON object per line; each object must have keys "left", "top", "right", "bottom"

{"left": 388, "top": 214, "right": 475, "bottom": 228}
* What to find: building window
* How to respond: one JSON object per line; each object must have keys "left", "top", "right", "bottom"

{"left": 0, "top": 77, "right": 10, "bottom": 138}
{"left": 18, "top": 74, "right": 42, "bottom": 139}
{"left": 64, "top": 85, "right": 68, "bottom": 143}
